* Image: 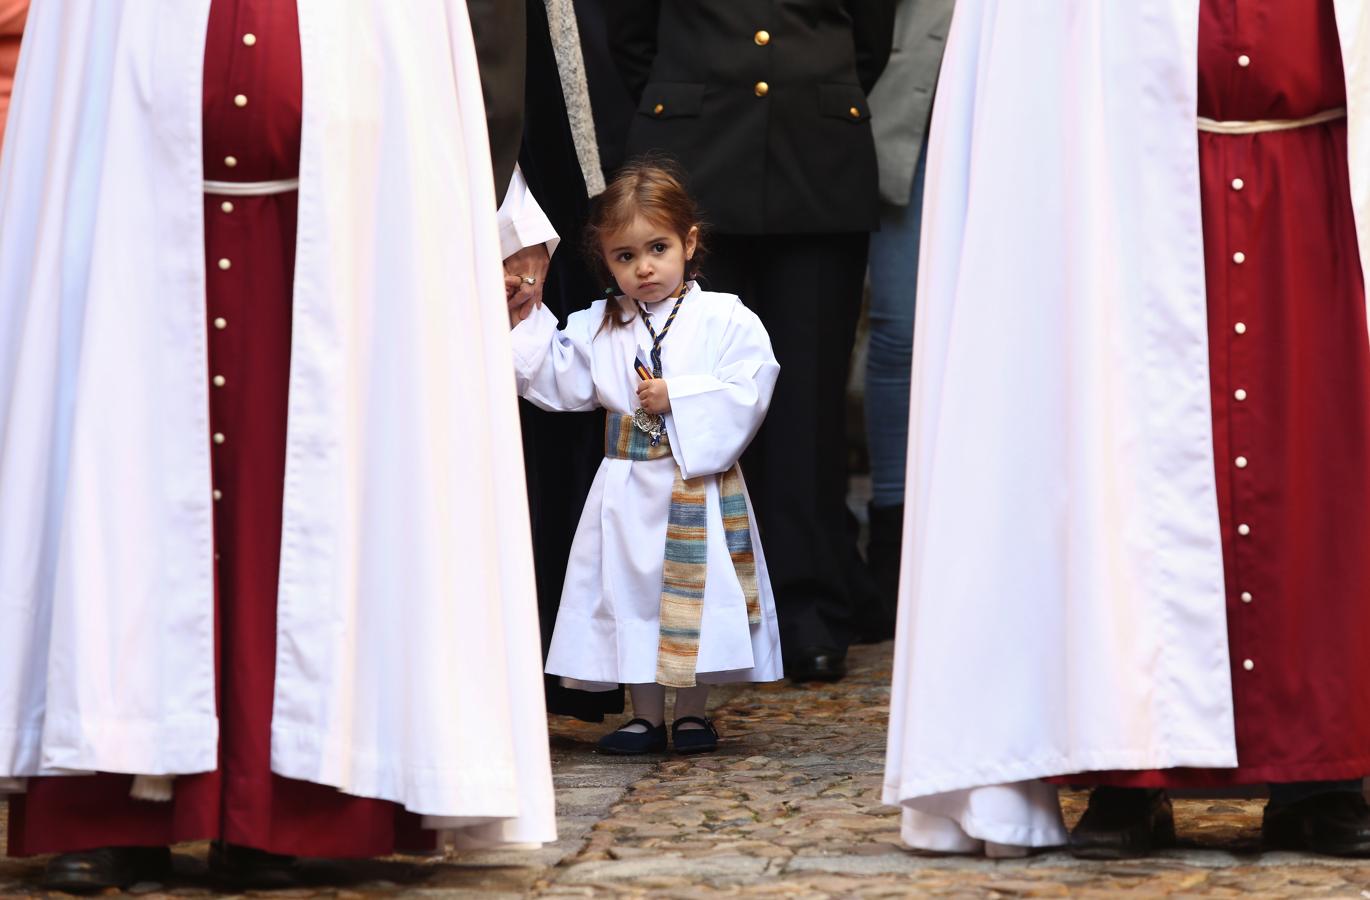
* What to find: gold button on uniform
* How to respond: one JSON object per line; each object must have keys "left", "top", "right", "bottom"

{"left": 754, "top": 30, "right": 770, "bottom": 46}
{"left": 213, "top": 433, "right": 226, "bottom": 445}
{"left": 754, "top": 81, "right": 769, "bottom": 97}
{"left": 653, "top": 103, "right": 665, "bottom": 115}
{"left": 1241, "top": 591, "right": 1253, "bottom": 603}
{"left": 213, "top": 489, "right": 223, "bottom": 501}
{"left": 218, "top": 258, "right": 232, "bottom": 271}
{"left": 213, "top": 375, "right": 226, "bottom": 387}
{"left": 849, "top": 106, "right": 861, "bottom": 119}
{"left": 225, "top": 155, "right": 238, "bottom": 168}
{"left": 234, "top": 94, "right": 249, "bottom": 108}
{"left": 213, "top": 317, "right": 227, "bottom": 330}
{"left": 1243, "top": 659, "right": 1255, "bottom": 671}
{"left": 221, "top": 201, "right": 235, "bottom": 214}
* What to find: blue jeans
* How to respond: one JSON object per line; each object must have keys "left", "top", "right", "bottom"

{"left": 864, "top": 141, "right": 928, "bottom": 509}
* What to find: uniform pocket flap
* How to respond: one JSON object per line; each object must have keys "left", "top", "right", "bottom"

{"left": 818, "top": 83, "right": 870, "bottom": 122}
{"left": 638, "top": 82, "right": 706, "bottom": 119}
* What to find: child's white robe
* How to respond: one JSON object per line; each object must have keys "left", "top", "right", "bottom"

{"left": 512, "top": 285, "right": 784, "bottom": 686}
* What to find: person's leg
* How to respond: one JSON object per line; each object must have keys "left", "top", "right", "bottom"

{"left": 597, "top": 684, "right": 668, "bottom": 754}
{"left": 1264, "top": 780, "right": 1370, "bottom": 856}
{"left": 669, "top": 685, "right": 718, "bottom": 753}
{"left": 865, "top": 146, "right": 924, "bottom": 509}
{"left": 625, "top": 683, "right": 667, "bottom": 728}
{"left": 1069, "top": 788, "right": 1175, "bottom": 860}
{"left": 1268, "top": 780, "right": 1364, "bottom": 807}
{"left": 862, "top": 142, "right": 927, "bottom": 626}
{"left": 672, "top": 685, "right": 710, "bottom": 727}
{"left": 716, "top": 233, "right": 867, "bottom": 678}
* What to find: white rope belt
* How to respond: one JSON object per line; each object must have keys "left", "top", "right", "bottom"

{"left": 203, "top": 177, "right": 300, "bottom": 196}
{"left": 1197, "top": 107, "right": 1347, "bottom": 135}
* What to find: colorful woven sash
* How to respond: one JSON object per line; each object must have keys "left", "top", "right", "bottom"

{"left": 604, "top": 412, "right": 761, "bottom": 687}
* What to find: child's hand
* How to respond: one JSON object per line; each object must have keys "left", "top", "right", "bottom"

{"left": 636, "top": 379, "right": 671, "bottom": 415}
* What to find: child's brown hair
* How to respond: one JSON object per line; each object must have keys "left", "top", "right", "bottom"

{"left": 584, "top": 156, "right": 707, "bottom": 331}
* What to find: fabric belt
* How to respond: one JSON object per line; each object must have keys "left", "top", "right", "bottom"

{"left": 203, "top": 178, "right": 301, "bottom": 196}
{"left": 604, "top": 412, "right": 761, "bottom": 687}
{"left": 1197, "top": 107, "right": 1346, "bottom": 135}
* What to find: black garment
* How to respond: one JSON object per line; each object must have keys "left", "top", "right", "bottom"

{"left": 703, "top": 233, "right": 869, "bottom": 652}
{"left": 605, "top": 0, "right": 895, "bottom": 234}
{"left": 469, "top": 0, "right": 527, "bottom": 205}
{"left": 517, "top": 0, "right": 623, "bottom": 722}
{"left": 602, "top": 2, "right": 892, "bottom": 658}
{"left": 573, "top": 0, "right": 637, "bottom": 175}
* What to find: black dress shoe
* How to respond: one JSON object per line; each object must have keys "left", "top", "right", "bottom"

{"left": 1263, "top": 791, "right": 1370, "bottom": 856}
{"left": 596, "top": 718, "right": 668, "bottom": 755}
{"left": 671, "top": 716, "right": 720, "bottom": 754}
{"left": 788, "top": 646, "right": 847, "bottom": 683}
{"left": 208, "top": 841, "right": 300, "bottom": 890}
{"left": 1069, "top": 788, "right": 1176, "bottom": 859}
{"left": 42, "top": 846, "right": 170, "bottom": 893}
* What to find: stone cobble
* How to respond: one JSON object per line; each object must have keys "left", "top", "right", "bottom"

{"left": 5, "top": 643, "right": 1370, "bottom": 897}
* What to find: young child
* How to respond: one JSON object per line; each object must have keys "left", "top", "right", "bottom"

{"left": 510, "top": 160, "right": 783, "bottom": 754}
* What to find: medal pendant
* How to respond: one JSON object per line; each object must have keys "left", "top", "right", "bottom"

{"left": 632, "top": 407, "right": 665, "bottom": 445}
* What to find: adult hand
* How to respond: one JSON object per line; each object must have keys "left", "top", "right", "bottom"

{"left": 503, "top": 242, "right": 551, "bottom": 311}
{"left": 506, "top": 274, "right": 534, "bottom": 328}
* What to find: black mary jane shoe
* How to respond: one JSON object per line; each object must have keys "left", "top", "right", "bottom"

{"left": 596, "top": 718, "right": 668, "bottom": 755}
{"left": 42, "top": 846, "right": 171, "bottom": 893}
{"left": 1069, "top": 787, "right": 1176, "bottom": 860}
{"left": 671, "top": 716, "right": 720, "bottom": 755}
{"left": 208, "top": 841, "right": 301, "bottom": 890}
{"left": 1263, "top": 791, "right": 1370, "bottom": 857}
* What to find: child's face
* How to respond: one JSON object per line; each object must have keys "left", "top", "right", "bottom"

{"left": 601, "top": 215, "right": 699, "bottom": 305}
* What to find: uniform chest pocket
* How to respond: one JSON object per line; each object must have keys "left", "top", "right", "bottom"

{"left": 818, "top": 83, "right": 870, "bottom": 123}
{"left": 638, "top": 82, "right": 706, "bottom": 119}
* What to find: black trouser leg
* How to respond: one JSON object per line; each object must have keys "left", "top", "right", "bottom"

{"left": 703, "top": 232, "right": 869, "bottom": 654}
{"left": 1268, "top": 780, "right": 1364, "bottom": 808}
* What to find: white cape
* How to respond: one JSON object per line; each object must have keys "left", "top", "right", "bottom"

{"left": 0, "top": 0, "right": 554, "bottom": 847}
{"left": 883, "top": 0, "right": 1370, "bottom": 853}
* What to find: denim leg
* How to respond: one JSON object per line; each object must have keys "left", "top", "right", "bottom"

{"left": 1267, "top": 779, "right": 1365, "bottom": 808}
{"left": 865, "top": 141, "right": 927, "bottom": 509}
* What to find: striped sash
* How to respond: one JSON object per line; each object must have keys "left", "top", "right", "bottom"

{"left": 605, "top": 412, "right": 761, "bottom": 687}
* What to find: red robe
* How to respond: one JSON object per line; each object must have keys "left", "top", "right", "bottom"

{"left": 8, "top": 0, "right": 424, "bottom": 857}
{"left": 1066, "top": 0, "right": 1370, "bottom": 788}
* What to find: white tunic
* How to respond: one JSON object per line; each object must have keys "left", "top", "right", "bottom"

{"left": 0, "top": 0, "right": 555, "bottom": 849}
{"left": 511, "top": 286, "right": 784, "bottom": 686}
{"left": 883, "top": 0, "right": 1370, "bottom": 855}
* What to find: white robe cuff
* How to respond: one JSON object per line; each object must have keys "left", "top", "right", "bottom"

{"left": 499, "top": 165, "right": 560, "bottom": 260}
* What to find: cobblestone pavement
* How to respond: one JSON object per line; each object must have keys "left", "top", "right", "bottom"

{"left": 5, "top": 642, "right": 1370, "bottom": 897}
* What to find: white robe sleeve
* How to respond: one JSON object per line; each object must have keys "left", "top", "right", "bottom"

{"left": 511, "top": 302, "right": 599, "bottom": 412}
{"left": 498, "top": 164, "right": 561, "bottom": 260}
{"left": 664, "top": 303, "right": 780, "bottom": 480}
